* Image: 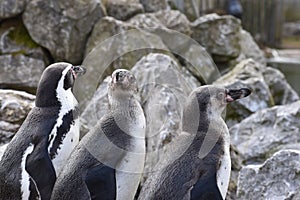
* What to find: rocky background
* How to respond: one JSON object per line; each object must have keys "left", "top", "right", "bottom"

{"left": 1, "top": 0, "right": 300, "bottom": 199}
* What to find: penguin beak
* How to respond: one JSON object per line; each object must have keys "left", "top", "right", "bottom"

{"left": 225, "top": 88, "right": 251, "bottom": 102}
{"left": 72, "top": 65, "right": 86, "bottom": 79}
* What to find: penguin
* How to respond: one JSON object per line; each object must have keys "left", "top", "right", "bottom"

{"left": 0, "top": 62, "right": 86, "bottom": 200}
{"left": 50, "top": 69, "right": 146, "bottom": 200}
{"left": 137, "top": 85, "right": 251, "bottom": 200}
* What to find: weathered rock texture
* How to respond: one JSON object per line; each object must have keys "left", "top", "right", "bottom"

{"left": 237, "top": 150, "right": 300, "bottom": 199}
{"left": 140, "top": 0, "right": 169, "bottom": 12}
{"left": 23, "top": 0, "right": 106, "bottom": 64}
{"left": 191, "top": 14, "right": 241, "bottom": 60}
{"left": 106, "top": 0, "right": 144, "bottom": 21}
{"left": 0, "top": 0, "right": 26, "bottom": 19}
{"left": 0, "top": 54, "right": 45, "bottom": 93}
{"left": 0, "top": 89, "right": 35, "bottom": 144}
{"left": 230, "top": 100, "right": 300, "bottom": 164}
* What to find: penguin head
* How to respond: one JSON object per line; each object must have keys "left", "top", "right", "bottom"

{"left": 35, "top": 62, "right": 86, "bottom": 107}
{"left": 108, "top": 69, "right": 138, "bottom": 101}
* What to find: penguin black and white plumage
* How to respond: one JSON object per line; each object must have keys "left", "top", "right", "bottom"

{"left": 138, "top": 85, "right": 251, "bottom": 200}
{"left": 51, "top": 69, "right": 146, "bottom": 200}
{"left": 0, "top": 62, "right": 86, "bottom": 200}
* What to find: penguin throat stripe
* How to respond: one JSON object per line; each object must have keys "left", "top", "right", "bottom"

{"left": 20, "top": 144, "right": 34, "bottom": 200}
{"left": 48, "top": 64, "right": 78, "bottom": 155}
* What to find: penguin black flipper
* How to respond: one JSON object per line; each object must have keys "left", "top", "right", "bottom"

{"left": 191, "top": 171, "right": 223, "bottom": 200}
{"left": 85, "top": 163, "right": 116, "bottom": 200}
{"left": 26, "top": 136, "right": 56, "bottom": 200}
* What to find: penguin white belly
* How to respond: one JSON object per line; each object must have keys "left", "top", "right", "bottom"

{"left": 20, "top": 144, "right": 34, "bottom": 200}
{"left": 216, "top": 132, "right": 231, "bottom": 200}
{"left": 116, "top": 139, "right": 145, "bottom": 200}
{"left": 51, "top": 118, "right": 80, "bottom": 175}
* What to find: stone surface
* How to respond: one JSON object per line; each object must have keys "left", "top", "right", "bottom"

{"left": 230, "top": 100, "right": 300, "bottom": 164}
{"left": 232, "top": 29, "right": 266, "bottom": 66}
{"left": 140, "top": 0, "right": 169, "bottom": 12}
{"left": 0, "top": 54, "right": 45, "bottom": 93}
{"left": 168, "top": 0, "right": 202, "bottom": 21}
{"left": 106, "top": 0, "right": 144, "bottom": 21}
{"left": 214, "top": 59, "right": 273, "bottom": 127}
{"left": 128, "top": 10, "right": 192, "bottom": 36}
{"left": 0, "top": 143, "right": 8, "bottom": 160}
{"left": 0, "top": 89, "right": 35, "bottom": 144}
{"left": 237, "top": 150, "right": 300, "bottom": 199}
{"left": 262, "top": 66, "right": 299, "bottom": 105}
{"left": 23, "top": 0, "right": 106, "bottom": 64}
{"left": 0, "top": 17, "right": 49, "bottom": 64}
{"left": 77, "top": 17, "right": 168, "bottom": 108}
{"left": 191, "top": 14, "right": 241, "bottom": 61}
{"left": 0, "top": 0, "right": 26, "bottom": 19}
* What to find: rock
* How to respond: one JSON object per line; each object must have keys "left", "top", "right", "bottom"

{"left": 168, "top": 0, "right": 201, "bottom": 21}
{"left": 131, "top": 53, "right": 200, "bottom": 175}
{"left": 262, "top": 66, "right": 299, "bottom": 105}
{"left": 76, "top": 17, "right": 168, "bottom": 108}
{"left": 0, "top": 54, "right": 45, "bottom": 93}
{"left": 0, "top": 17, "right": 50, "bottom": 64}
{"left": 231, "top": 29, "right": 266, "bottom": 66}
{"left": 105, "top": 0, "right": 144, "bottom": 21}
{"left": 230, "top": 100, "right": 300, "bottom": 165}
{"left": 237, "top": 149, "right": 300, "bottom": 199}
{"left": 23, "top": 0, "right": 106, "bottom": 64}
{"left": 214, "top": 59, "right": 272, "bottom": 127}
{"left": 0, "top": 89, "right": 35, "bottom": 144}
{"left": 0, "top": 0, "right": 26, "bottom": 19}
{"left": 191, "top": 14, "right": 241, "bottom": 61}
{"left": 140, "top": 0, "right": 169, "bottom": 12}
{"left": 128, "top": 10, "right": 192, "bottom": 36}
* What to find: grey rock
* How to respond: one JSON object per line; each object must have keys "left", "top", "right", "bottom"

{"left": 230, "top": 100, "right": 300, "bottom": 165}
{"left": 231, "top": 29, "right": 266, "bottom": 66}
{"left": 237, "top": 149, "right": 300, "bottom": 200}
{"left": 214, "top": 59, "right": 272, "bottom": 127}
{"left": 77, "top": 17, "right": 168, "bottom": 108}
{"left": 191, "top": 14, "right": 241, "bottom": 60}
{"left": 128, "top": 10, "right": 192, "bottom": 36}
{"left": 0, "top": 89, "right": 35, "bottom": 144}
{"left": 0, "top": 0, "right": 26, "bottom": 19}
{"left": 0, "top": 18, "right": 49, "bottom": 64}
{"left": 262, "top": 66, "right": 299, "bottom": 105}
{"left": 140, "top": 0, "right": 169, "bottom": 12}
{"left": 0, "top": 54, "right": 45, "bottom": 93}
{"left": 23, "top": 0, "right": 105, "bottom": 64}
{"left": 168, "top": 0, "right": 203, "bottom": 21}
{"left": 131, "top": 53, "right": 200, "bottom": 175}
{"left": 106, "top": 0, "right": 144, "bottom": 21}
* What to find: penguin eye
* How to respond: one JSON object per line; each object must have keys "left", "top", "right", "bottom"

{"left": 217, "top": 93, "right": 224, "bottom": 100}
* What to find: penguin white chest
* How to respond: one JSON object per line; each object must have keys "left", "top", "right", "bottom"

{"left": 216, "top": 126, "right": 231, "bottom": 200}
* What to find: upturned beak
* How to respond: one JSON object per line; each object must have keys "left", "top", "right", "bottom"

{"left": 225, "top": 88, "right": 251, "bottom": 103}
{"left": 72, "top": 65, "right": 86, "bottom": 79}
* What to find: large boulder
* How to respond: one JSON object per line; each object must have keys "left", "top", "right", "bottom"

{"left": 0, "top": 0, "right": 26, "bottom": 19}
{"left": 0, "top": 89, "right": 35, "bottom": 144}
{"left": 105, "top": 0, "right": 144, "bottom": 21}
{"left": 76, "top": 17, "right": 168, "bottom": 108}
{"left": 230, "top": 100, "right": 300, "bottom": 164}
{"left": 237, "top": 150, "right": 300, "bottom": 199}
{"left": 0, "top": 54, "right": 45, "bottom": 93}
{"left": 140, "top": 0, "right": 169, "bottom": 12}
{"left": 191, "top": 14, "right": 241, "bottom": 61}
{"left": 128, "top": 10, "right": 192, "bottom": 36}
{"left": 23, "top": 0, "right": 106, "bottom": 64}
